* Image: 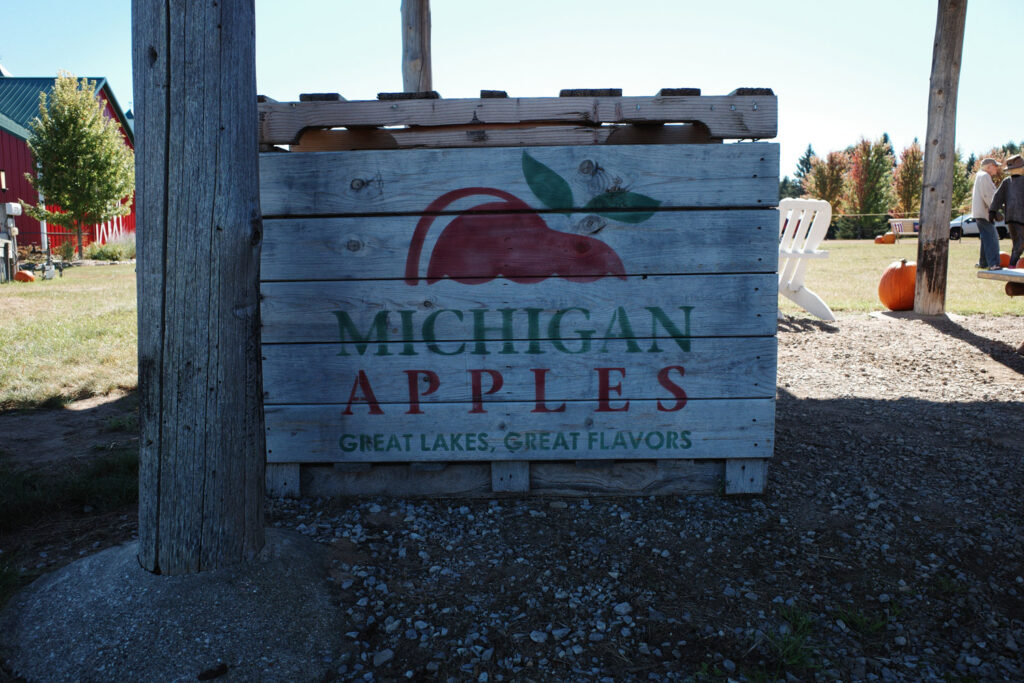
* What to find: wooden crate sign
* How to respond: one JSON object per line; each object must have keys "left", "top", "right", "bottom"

{"left": 260, "top": 143, "right": 778, "bottom": 464}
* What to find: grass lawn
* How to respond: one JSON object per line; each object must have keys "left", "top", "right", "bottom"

{"left": 778, "top": 235, "right": 1023, "bottom": 316}
{"left": 0, "top": 264, "right": 137, "bottom": 410}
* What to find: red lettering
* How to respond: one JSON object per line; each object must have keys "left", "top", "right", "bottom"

{"left": 530, "top": 368, "right": 565, "bottom": 413}
{"left": 657, "top": 365, "right": 687, "bottom": 412}
{"left": 342, "top": 370, "right": 384, "bottom": 415}
{"left": 404, "top": 370, "right": 440, "bottom": 414}
{"left": 468, "top": 369, "right": 504, "bottom": 413}
{"left": 595, "top": 367, "right": 629, "bottom": 412}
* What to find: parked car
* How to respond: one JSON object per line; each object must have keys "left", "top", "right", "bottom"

{"left": 949, "top": 214, "right": 1009, "bottom": 240}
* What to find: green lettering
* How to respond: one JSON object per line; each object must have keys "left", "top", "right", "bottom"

{"left": 397, "top": 310, "right": 418, "bottom": 356}
{"left": 646, "top": 306, "right": 693, "bottom": 352}
{"left": 549, "top": 308, "right": 594, "bottom": 354}
{"left": 471, "top": 308, "right": 517, "bottom": 355}
{"left": 600, "top": 307, "right": 641, "bottom": 353}
{"left": 423, "top": 309, "right": 466, "bottom": 355}
{"left": 333, "top": 310, "right": 391, "bottom": 356}
{"left": 524, "top": 308, "right": 544, "bottom": 354}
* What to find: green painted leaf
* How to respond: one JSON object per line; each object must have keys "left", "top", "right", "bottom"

{"left": 583, "top": 191, "right": 662, "bottom": 223}
{"left": 522, "top": 152, "right": 574, "bottom": 211}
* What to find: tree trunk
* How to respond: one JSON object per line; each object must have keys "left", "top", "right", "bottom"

{"left": 132, "top": 0, "right": 265, "bottom": 575}
{"left": 915, "top": 0, "right": 968, "bottom": 315}
{"left": 401, "top": 0, "right": 432, "bottom": 92}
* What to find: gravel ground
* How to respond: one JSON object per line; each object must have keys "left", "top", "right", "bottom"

{"left": 264, "top": 312, "right": 1024, "bottom": 682}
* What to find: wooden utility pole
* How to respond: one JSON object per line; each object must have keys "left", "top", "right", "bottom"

{"left": 401, "top": 0, "right": 432, "bottom": 92}
{"left": 132, "top": 0, "right": 265, "bottom": 575}
{"left": 915, "top": 0, "right": 968, "bottom": 315}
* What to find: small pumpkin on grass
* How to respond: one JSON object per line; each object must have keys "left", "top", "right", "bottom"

{"left": 999, "top": 252, "right": 1010, "bottom": 268}
{"left": 13, "top": 270, "right": 35, "bottom": 283}
{"left": 878, "top": 258, "right": 916, "bottom": 311}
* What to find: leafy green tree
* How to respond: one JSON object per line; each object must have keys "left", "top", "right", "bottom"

{"left": 779, "top": 176, "right": 802, "bottom": 199}
{"left": 951, "top": 149, "right": 972, "bottom": 218}
{"left": 22, "top": 73, "right": 135, "bottom": 259}
{"left": 794, "top": 144, "right": 815, "bottom": 192}
{"left": 838, "top": 136, "right": 894, "bottom": 238}
{"left": 892, "top": 139, "right": 923, "bottom": 218}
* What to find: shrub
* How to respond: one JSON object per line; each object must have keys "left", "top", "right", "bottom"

{"left": 84, "top": 233, "right": 136, "bottom": 261}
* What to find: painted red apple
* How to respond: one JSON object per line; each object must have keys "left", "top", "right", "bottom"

{"left": 405, "top": 187, "right": 626, "bottom": 285}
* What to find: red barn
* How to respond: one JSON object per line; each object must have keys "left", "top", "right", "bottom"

{"left": 0, "top": 76, "right": 135, "bottom": 251}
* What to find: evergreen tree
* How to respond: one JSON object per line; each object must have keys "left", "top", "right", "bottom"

{"left": 779, "top": 176, "right": 802, "bottom": 199}
{"left": 839, "top": 136, "right": 894, "bottom": 238}
{"left": 22, "top": 73, "right": 135, "bottom": 259}
{"left": 794, "top": 144, "right": 815, "bottom": 191}
{"left": 892, "top": 139, "right": 923, "bottom": 218}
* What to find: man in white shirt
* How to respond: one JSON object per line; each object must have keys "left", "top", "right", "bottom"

{"left": 971, "top": 158, "right": 1001, "bottom": 269}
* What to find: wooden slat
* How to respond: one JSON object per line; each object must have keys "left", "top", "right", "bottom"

{"left": 301, "top": 459, "right": 728, "bottom": 497}
{"left": 261, "top": 210, "right": 777, "bottom": 281}
{"left": 265, "top": 398, "right": 774, "bottom": 463}
{"left": 491, "top": 461, "right": 530, "bottom": 492}
{"left": 266, "top": 463, "right": 301, "bottom": 497}
{"left": 261, "top": 337, "right": 777, "bottom": 404}
{"left": 258, "top": 95, "right": 777, "bottom": 145}
{"left": 260, "top": 274, "right": 778, "bottom": 344}
{"left": 724, "top": 458, "right": 768, "bottom": 494}
{"left": 977, "top": 269, "right": 1024, "bottom": 283}
{"left": 289, "top": 123, "right": 714, "bottom": 152}
{"left": 259, "top": 143, "right": 778, "bottom": 216}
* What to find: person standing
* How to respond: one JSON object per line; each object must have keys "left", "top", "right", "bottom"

{"left": 971, "top": 157, "right": 1002, "bottom": 269}
{"left": 991, "top": 155, "right": 1024, "bottom": 269}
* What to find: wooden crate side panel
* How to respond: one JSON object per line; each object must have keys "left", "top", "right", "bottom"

{"left": 260, "top": 274, "right": 778, "bottom": 344}
{"left": 261, "top": 337, "right": 777, "bottom": 404}
{"left": 257, "top": 95, "right": 778, "bottom": 145}
{"left": 264, "top": 398, "right": 775, "bottom": 463}
{"left": 261, "top": 210, "right": 778, "bottom": 281}
{"left": 259, "top": 144, "right": 779, "bottom": 216}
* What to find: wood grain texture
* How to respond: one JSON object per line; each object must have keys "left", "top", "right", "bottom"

{"left": 260, "top": 274, "right": 777, "bottom": 344}
{"left": 299, "top": 459, "right": 726, "bottom": 497}
{"left": 264, "top": 398, "right": 774, "bottom": 463}
{"left": 491, "top": 461, "right": 530, "bottom": 492}
{"left": 914, "top": 0, "right": 967, "bottom": 315}
{"left": 261, "top": 210, "right": 777, "bottom": 281}
{"left": 977, "top": 268, "right": 1024, "bottom": 283}
{"left": 133, "top": 0, "right": 264, "bottom": 574}
{"left": 724, "top": 458, "right": 768, "bottom": 494}
{"left": 261, "top": 337, "right": 777, "bottom": 404}
{"left": 266, "top": 463, "right": 301, "bottom": 498}
{"left": 401, "top": 0, "right": 432, "bottom": 92}
{"left": 257, "top": 95, "right": 778, "bottom": 145}
{"left": 289, "top": 122, "right": 714, "bottom": 152}
{"left": 259, "top": 143, "right": 779, "bottom": 217}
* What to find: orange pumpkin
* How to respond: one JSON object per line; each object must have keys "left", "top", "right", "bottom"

{"left": 13, "top": 270, "right": 35, "bottom": 283}
{"left": 874, "top": 236, "right": 884, "bottom": 244}
{"left": 878, "top": 233, "right": 896, "bottom": 244}
{"left": 1000, "top": 252, "right": 1011, "bottom": 268}
{"left": 878, "top": 259, "right": 916, "bottom": 311}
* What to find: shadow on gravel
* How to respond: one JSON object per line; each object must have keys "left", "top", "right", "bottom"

{"left": 777, "top": 316, "right": 840, "bottom": 334}
{"left": 919, "top": 316, "right": 1024, "bottom": 373}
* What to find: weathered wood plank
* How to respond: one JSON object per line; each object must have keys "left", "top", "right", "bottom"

{"left": 401, "top": 0, "right": 432, "bottom": 93}
{"left": 491, "top": 461, "right": 530, "bottom": 492}
{"left": 261, "top": 210, "right": 777, "bottom": 281}
{"left": 300, "top": 459, "right": 726, "bottom": 497}
{"left": 724, "top": 458, "right": 768, "bottom": 494}
{"left": 266, "top": 463, "right": 301, "bottom": 498}
{"left": 134, "top": 0, "right": 264, "bottom": 574}
{"left": 264, "top": 398, "right": 775, "bottom": 463}
{"left": 257, "top": 95, "right": 778, "bottom": 145}
{"left": 261, "top": 337, "right": 777, "bottom": 404}
{"left": 289, "top": 123, "right": 714, "bottom": 152}
{"left": 259, "top": 143, "right": 779, "bottom": 216}
{"left": 977, "top": 269, "right": 1024, "bottom": 283}
{"left": 260, "top": 274, "right": 778, "bottom": 344}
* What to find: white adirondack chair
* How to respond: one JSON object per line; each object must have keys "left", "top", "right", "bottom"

{"left": 778, "top": 198, "right": 836, "bottom": 322}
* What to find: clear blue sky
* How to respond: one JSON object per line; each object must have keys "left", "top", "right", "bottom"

{"left": 2, "top": 1, "right": 1021, "bottom": 174}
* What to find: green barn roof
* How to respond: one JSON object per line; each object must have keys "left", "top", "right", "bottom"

{"left": 0, "top": 76, "right": 133, "bottom": 142}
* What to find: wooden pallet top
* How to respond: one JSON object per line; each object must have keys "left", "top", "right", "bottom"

{"left": 257, "top": 88, "right": 777, "bottom": 148}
